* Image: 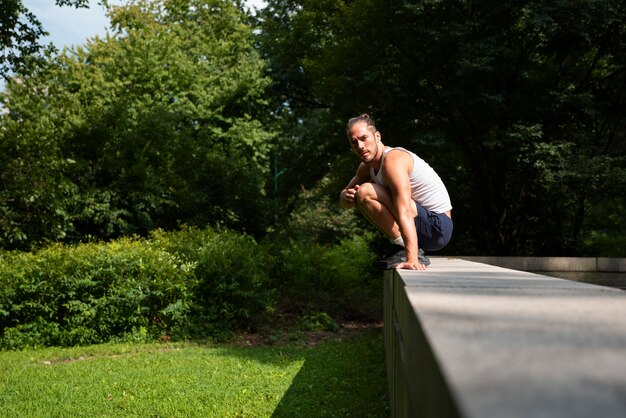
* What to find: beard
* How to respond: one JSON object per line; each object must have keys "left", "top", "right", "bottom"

{"left": 359, "top": 142, "right": 379, "bottom": 163}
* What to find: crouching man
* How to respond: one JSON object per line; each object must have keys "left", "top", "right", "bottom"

{"left": 339, "top": 114, "right": 453, "bottom": 270}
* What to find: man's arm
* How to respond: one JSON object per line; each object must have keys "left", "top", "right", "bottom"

{"left": 340, "top": 163, "right": 370, "bottom": 209}
{"left": 381, "top": 151, "right": 426, "bottom": 270}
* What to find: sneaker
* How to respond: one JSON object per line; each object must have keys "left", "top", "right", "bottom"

{"left": 373, "top": 248, "right": 407, "bottom": 270}
{"left": 374, "top": 247, "right": 431, "bottom": 270}
{"left": 418, "top": 248, "right": 431, "bottom": 266}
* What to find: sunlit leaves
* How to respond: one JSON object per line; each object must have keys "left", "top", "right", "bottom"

{"left": 0, "top": 0, "right": 274, "bottom": 249}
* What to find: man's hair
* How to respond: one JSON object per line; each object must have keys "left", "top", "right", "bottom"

{"left": 346, "top": 113, "right": 377, "bottom": 138}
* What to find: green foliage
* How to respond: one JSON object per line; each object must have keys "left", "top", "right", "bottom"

{"left": 580, "top": 196, "right": 626, "bottom": 257}
{"left": 258, "top": 0, "right": 626, "bottom": 256}
{"left": 0, "top": 226, "right": 381, "bottom": 350}
{"left": 268, "top": 108, "right": 349, "bottom": 215}
{"left": 0, "top": 0, "right": 274, "bottom": 250}
{"left": 272, "top": 234, "right": 381, "bottom": 320}
{"left": 149, "top": 226, "right": 277, "bottom": 337}
{"left": 280, "top": 174, "right": 367, "bottom": 245}
{"left": 298, "top": 311, "right": 340, "bottom": 332}
{"left": 270, "top": 174, "right": 382, "bottom": 321}
{"left": 0, "top": 113, "right": 77, "bottom": 248}
{"left": 3, "top": 0, "right": 625, "bottom": 258}
{"left": 0, "top": 227, "right": 279, "bottom": 349}
{"left": 0, "top": 0, "right": 51, "bottom": 79}
{"left": 0, "top": 238, "right": 196, "bottom": 349}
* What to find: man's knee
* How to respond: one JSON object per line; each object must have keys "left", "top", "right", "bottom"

{"left": 354, "top": 182, "right": 376, "bottom": 205}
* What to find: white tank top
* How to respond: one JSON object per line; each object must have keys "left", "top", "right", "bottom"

{"left": 370, "top": 147, "right": 452, "bottom": 213}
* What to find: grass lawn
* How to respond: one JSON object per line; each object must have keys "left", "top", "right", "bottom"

{"left": 0, "top": 328, "right": 388, "bottom": 417}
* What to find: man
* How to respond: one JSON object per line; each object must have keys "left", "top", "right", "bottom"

{"left": 339, "top": 114, "right": 453, "bottom": 270}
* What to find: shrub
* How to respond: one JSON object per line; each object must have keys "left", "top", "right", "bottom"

{"left": 0, "top": 226, "right": 381, "bottom": 350}
{"left": 271, "top": 233, "right": 381, "bottom": 320}
{"left": 0, "top": 239, "right": 195, "bottom": 349}
{"left": 150, "top": 227, "right": 277, "bottom": 338}
{"left": 282, "top": 176, "right": 367, "bottom": 246}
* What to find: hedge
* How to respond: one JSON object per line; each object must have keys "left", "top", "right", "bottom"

{"left": 0, "top": 227, "right": 378, "bottom": 350}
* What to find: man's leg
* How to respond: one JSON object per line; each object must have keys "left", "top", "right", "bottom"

{"left": 355, "top": 182, "right": 430, "bottom": 268}
{"left": 354, "top": 182, "right": 416, "bottom": 241}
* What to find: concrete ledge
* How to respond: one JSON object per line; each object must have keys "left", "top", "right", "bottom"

{"left": 457, "top": 256, "right": 626, "bottom": 272}
{"left": 384, "top": 258, "right": 626, "bottom": 418}
{"left": 598, "top": 258, "right": 626, "bottom": 272}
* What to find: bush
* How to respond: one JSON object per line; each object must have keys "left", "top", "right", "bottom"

{"left": 280, "top": 175, "right": 367, "bottom": 246}
{"left": 271, "top": 233, "right": 381, "bottom": 320}
{"left": 150, "top": 226, "right": 277, "bottom": 338}
{"left": 0, "top": 227, "right": 381, "bottom": 350}
{"left": 0, "top": 239, "right": 195, "bottom": 349}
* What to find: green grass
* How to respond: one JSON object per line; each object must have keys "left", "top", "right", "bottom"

{"left": 0, "top": 330, "right": 388, "bottom": 417}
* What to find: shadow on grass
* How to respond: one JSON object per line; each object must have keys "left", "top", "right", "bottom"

{"left": 202, "top": 325, "right": 388, "bottom": 417}
{"left": 269, "top": 329, "right": 389, "bottom": 418}
{"left": 0, "top": 326, "right": 388, "bottom": 417}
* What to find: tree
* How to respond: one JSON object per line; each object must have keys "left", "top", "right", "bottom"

{"left": 0, "top": 0, "right": 95, "bottom": 80}
{"left": 257, "top": 0, "right": 626, "bottom": 255}
{"left": 0, "top": 0, "right": 274, "bottom": 249}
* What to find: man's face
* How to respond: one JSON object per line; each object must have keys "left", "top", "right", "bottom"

{"left": 348, "top": 121, "right": 381, "bottom": 163}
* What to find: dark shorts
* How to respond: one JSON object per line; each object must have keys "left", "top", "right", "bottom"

{"left": 414, "top": 204, "right": 453, "bottom": 252}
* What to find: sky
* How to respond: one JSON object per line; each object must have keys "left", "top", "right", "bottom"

{"left": 24, "top": 0, "right": 123, "bottom": 50}
{"left": 2, "top": 0, "right": 267, "bottom": 91}
{"left": 24, "top": 0, "right": 267, "bottom": 49}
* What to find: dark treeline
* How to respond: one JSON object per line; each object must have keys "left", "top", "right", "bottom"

{"left": 257, "top": 0, "right": 626, "bottom": 256}
{"left": 1, "top": 0, "right": 625, "bottom": 256}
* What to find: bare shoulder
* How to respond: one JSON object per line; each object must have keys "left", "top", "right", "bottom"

{"left": 382, "top": 149, "right": 413, "bottom": 173}
{"left": 385, "top": 148, "right": 412, "bottom": 162}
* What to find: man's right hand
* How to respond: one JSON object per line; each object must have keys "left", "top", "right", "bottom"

{"left": 340, "top": 184, "right": 360, "bottom": 209}
{"left": 395, "top": 261, "right": 428, "bottom": 270}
